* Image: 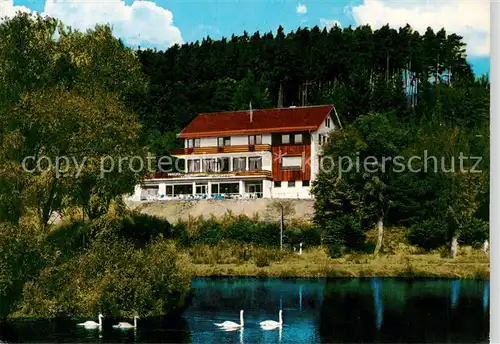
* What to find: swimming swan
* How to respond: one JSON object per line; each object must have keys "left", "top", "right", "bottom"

{"left": 259, "top": 310, "right": 282, "bottom": 329}
{"left": 78, "top": 314, "right": 103, "bottom": 328}
{"left": 113, "top": 316, "right": 139, "bottom": 329}
{"left": 214, "top": 310, "right": 244, "bottom": 329}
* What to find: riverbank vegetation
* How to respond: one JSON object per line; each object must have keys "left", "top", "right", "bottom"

{"left": 0, "top": 12, "right": 490, "bottom": 320}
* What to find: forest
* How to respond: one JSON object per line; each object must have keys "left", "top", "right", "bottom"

{"left": 0, "top": 13, "right": 490, "bottom": 320}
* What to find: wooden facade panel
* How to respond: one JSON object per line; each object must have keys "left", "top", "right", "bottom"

{"left": 172, "top": 144, "right": 271, "bottom": 156}
{"left": 271, "top": 145, "right": 311, "bottom": 182}
{"left": 148, "top": 170, "right": 272, "bottom": 180}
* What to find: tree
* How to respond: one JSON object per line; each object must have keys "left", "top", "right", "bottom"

{"left": 312, "top": 113, "right": 407, "bottom": 253}
{"left": 266, "top": 200, "right": 296, "bottom": 250}
{"left": 0, "top": 13, "right": 148, "bottom": 230}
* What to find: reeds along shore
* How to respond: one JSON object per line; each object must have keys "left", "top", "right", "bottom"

{"left": 183, "top": 243, "right": 490, "bottom": 280}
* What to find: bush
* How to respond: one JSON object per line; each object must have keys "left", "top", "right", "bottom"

{"left": 18, "top": 237, "right": 192, "bottom": 318}
{"left": 255, "top": 255, "right": 270, "bottom": 267}
{"left": 286, "top": 222, "right": 322, "bottom": 247}
{"left": 225, "top": 217, "right": 280, "bottom": 246}
{"left": 458, "top": 217, "right": 489, "bottom": 248}
{"left": 407, "top": 217, "right": 450, "bottom": 251}
{"left": 323, "top": 215, "right": 366, "bottom": 251}
{"left": 0, "top": 224, "right": 46, "bottom": 319}
{"left": 327, "top": 243, "right": 343, "bottom": 258}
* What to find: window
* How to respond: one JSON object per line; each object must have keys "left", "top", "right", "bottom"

{"left": 288, "top": 181, "right": 296, "bottom": 187}
{"left": 302, "top": 180, "right": 310, "bottom": 186}
{"left": 232, "top": 157, "right": 247, "bottom": 172}
{"left": 248, "top": 157, "right": 262, "bottom": 171}
{"left": 202, "top": 158, "right": 217, "bottom": 172}
{"left": 282, "top": 134, "right": 290, "bottom": 144}
{"left": 166, "top": 185, "right": 173, "bottom": 196}
{"left": 248, "top": 135, "right": 262, "bottom": 145}
{"left": 326, "top": 117, "right": 331, "bottom": 128}
{"left": 218, "top": 137, "right": 230, "bottom": 147}
{"left": 294, "top": 134, "right": 303, "bottom": 144}
{"left": 217, "top": 157, "right": 230, "bottom": 172}
{"left": 274, "top": 181, "right": 281, "bottom": 187}
{"left": 187, "top": 139, "right": 200, "bottom": 148}
{"left": 187, "top": 159, "right": 200, "bottom": 173}
{"left": 211, "top": 183, "right": 220, "bottom": 194}
{"left": 281, "top": 156, "right": 302, "bottom": 169}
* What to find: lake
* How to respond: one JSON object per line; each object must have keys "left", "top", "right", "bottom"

{"left": 0, "top": 277, "right": 490, "bottom": 343}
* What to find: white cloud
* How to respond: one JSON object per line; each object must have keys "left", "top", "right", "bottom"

{"left": 348, "top": 0, "right": 489, "bottom": 56}
{"left": 296, "top": 3, "right": 307, "bottom": 15}
{"left": 320, "top": 18, "right": 341, "bottom": 30}
{"left": 0, "top": 0, "right": 183, "bottom": 50}
{"left": 0, "top": 0, "right": 31, "bottom": 18}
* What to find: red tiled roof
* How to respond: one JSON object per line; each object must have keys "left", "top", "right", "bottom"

{"left": 178, "top": 105, "right": 335, "bottom": 138}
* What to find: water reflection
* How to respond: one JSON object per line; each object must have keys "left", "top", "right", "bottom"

{"left": 451, "top": 279, "right": 461, "bottom": 308}
{"left": 371, "top": 278, "right": 384, "bottom": 330}
{"left": 484, "top": 281, "right": 489, "bottom": 312}
{"left": 0, "top": 278, "right": 489, "bottom": 344}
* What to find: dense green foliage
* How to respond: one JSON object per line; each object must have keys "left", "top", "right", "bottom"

{"left": 174, "top": 213, "right": 321, "bottom": 248}
{"left": 0, "top": 13, "right": 189, "bottom": 320}
{"left": 0, "top": 13, "right": 147, "bottom": 229}
{"left": 1, "top": 212, "right": 192, "bottom": 320}
{"left": 136, "top": 24, "right": 476, "bottom": 138}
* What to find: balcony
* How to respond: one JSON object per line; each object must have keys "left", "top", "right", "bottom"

{"left": 147, "top": 170, "right": 272, "bottom": 180}
{"left": 171, "top": 144, "right": 271, "bottom": 156}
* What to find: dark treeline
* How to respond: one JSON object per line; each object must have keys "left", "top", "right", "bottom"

{"left": 136, "top": 23, "right": 485, "bottom": 142}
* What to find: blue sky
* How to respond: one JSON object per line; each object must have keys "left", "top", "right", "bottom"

{"left": 5, "top": 0, "right": 490, "bottom": 76}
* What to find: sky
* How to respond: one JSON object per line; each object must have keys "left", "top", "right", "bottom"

{"left": 0, "top": 0, "right": 491, "bottom": 76}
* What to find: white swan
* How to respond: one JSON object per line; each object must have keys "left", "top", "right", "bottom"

{"left": 113, "top": 316, "right": 139, "bottom": 329}
{"left": 259, "top": 310, "right": 283, "bottom": 329}
{"left": 77, "top": 314, "right": 103, "bottom": 328}
{"left": 214, "top": 310, "right": 244, "bottom": 329}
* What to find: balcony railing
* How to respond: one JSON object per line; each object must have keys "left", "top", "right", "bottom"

{"left": 147, "top": 170, "right": 272, "bottom": 180}
{"left": 171, "top": 144, "right": 271, "bottom": 155}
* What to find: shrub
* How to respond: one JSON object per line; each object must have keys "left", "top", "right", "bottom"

{"left": 0, "top": 224, "right": 46, "bottom": 319}
{"left": 255, "top": 255, "right": 270, "bottom": 267}
{"left": 286, "top": 222, "right": 322, "bottom": 247}
{"left": 323, "top": 215, "right": 366, "bottom": 252}
{"left": 18, "top": 237, "right": 192, "bottom": 318}
{"left": 190, "top": 219, "right": 223, "bottom": 245}
{"left": 407, "top": 217, "right": 450, "bottom": 251}
{"left": 327, "top": 243, "right": 343, "bottom": 258}
{"left": 458, "top": 217, "right": 489, "bottom": 248}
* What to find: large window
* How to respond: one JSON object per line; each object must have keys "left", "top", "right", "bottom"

{"left": 220, "top": 183, "right": 239, "bottom": 194}
{"left": 248, "top": 157, "right": 262, "bottom": 171}
{"left": 248, "top": 135, "right": 262, "bottom": 145}
{"left": 173, "top": 184, "right": 193, "bottom": 195}
{"left": 187, "top": 139, "right": 200, "bottom": 148}
{"left": 281, "top": 156, "right": 302, "bottom": 170}
{"left": 202, "top": 158, "right": 217, "bottom": 172}
{"left": 217, "top": 157, "right": 230, "bottom": 172}
{"left": 218, "top": 136, "right": 231, "bottom": 147}
{"left": 187, "top": 159, "right": 200, "bottom": 172}
{"left": 233, "top": 157, "right": 247, "bottom": 172}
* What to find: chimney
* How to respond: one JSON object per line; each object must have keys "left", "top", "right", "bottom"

{"left": 249, "top": 101, "right": 253, "bottom": 123}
